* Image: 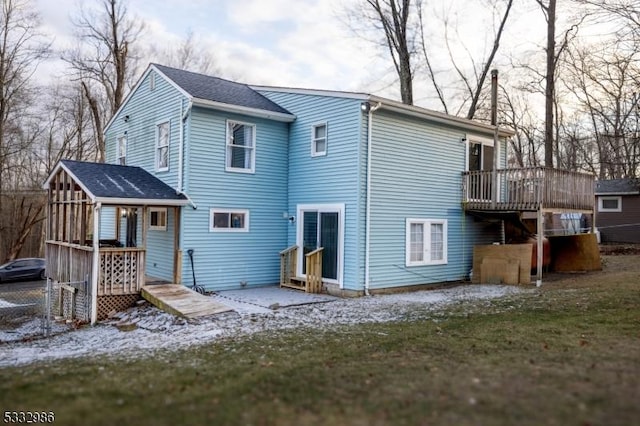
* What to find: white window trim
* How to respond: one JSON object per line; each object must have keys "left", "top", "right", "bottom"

{"left": 598, "top": 196, "right": 622, "bottom": 212}
{"left": 149, "top": 207, "right": 167, "bottom": 231}
{"left": 311, "top": 122, "right": 328, "bottom": 157}
{"left": 116, "top": 134, "right": 127, "bottom": 165}
{"left": 295, "top": 203, "right": 345, "bottom": 288}
{"left": 225, "top": 120, "right": 256, "bottom": 174}
{"left": 405, "top": 218, "right": 448, "bottom": 267}
{"left": 149, "top": 72, "right": 156, "bottom": 91}
{"left": 210, "top": 208, "right": 250, "bottom": 232}
{"left": 155, "top": 120, "right": 170, "bottom": 172}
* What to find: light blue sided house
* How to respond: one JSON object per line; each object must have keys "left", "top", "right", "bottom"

{"left": 99, "top": 63, "right": 514, "bottom": 296}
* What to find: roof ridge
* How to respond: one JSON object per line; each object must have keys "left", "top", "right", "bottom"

{"left": 151, "top": 63, "right": 291, "bottom": 116}
{"left": 151, "top": 63, "right": 252, "bottom": 87}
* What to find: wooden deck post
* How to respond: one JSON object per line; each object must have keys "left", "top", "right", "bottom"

{"left": 173, "top": 206, "right": 181, "bottom": 284}
{"left": 536, "top": 207, "right": 543, "bottom": 286}
{"left": 90, "top": 203, "right": 100, "bottom": 324}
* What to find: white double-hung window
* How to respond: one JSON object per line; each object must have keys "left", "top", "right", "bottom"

{"left": 311, "top": 122, "right": 327, "bottom": 156}
{"left": 226, "top": 121, "right": 255, "bottom": 173}
{"left": 156, "top": 120, "right": 170, "bottom": 171}
{"left": 117, "top": 135, "right": 127, "bottom": 165}
{"left": 406, "top": 219, "right": 448, "bottom": 266}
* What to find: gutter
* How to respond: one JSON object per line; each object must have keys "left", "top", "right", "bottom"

{"left": 370, "top": 95, "right": 514, "bottom": 138}
{"left": 364, "top": 101, "right": 382, "bottom": 296}
{"left": 191, "top": 98, "right": 296, "bottom": 123}
{"left": 176, "top": 98, "right": 197, "bottom": 210}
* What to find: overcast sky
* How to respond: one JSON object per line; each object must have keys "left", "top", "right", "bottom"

{"left": 32, "top": 0, "right": 559, "bottom": 108}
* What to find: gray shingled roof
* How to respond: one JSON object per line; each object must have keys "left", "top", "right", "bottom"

{"left": 61, "top": 160, "right": 187, "bottom": 203}
{"left": 595, "top": 178, "right": 640, "bottom": 195}
{"left": 153, "top": 64, "right": 291, "bottom": 115}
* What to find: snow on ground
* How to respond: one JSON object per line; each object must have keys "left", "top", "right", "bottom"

{"left": 0, "top": 285, "right": 531, "bottom": 367}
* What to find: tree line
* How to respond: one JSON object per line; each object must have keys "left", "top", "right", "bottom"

{"left": 1, "top": 0, "right": 638, "bottom": 261}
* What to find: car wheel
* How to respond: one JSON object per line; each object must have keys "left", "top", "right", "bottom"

{"left": 39, "top": 269, "right": 46, "bottom": 280}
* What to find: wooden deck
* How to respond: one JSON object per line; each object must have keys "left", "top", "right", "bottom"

{"left": 462, "top": 167, "right": 595, "bottom": 211}
{"left": 141, "top": 284, "right": 233, "bottom": 318}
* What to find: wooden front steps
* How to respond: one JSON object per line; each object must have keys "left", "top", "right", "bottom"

{"left": 279, "top": 245, "right": 324, "bottom": 293}
{"left": 280, "top": 276, "right": 308, "bottom": 291}
{"left": 141, "top": 284, "right": 233, "bottom": 318}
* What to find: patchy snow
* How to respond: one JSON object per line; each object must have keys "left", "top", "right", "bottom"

{"left": 0, "top": 285, "right": 532, "bottom": 367}
{"left": 121, "top": 176, "right": 145, "bottom": 196}
{"left": 104, "top": 174, "right": 125, "bottom": 192}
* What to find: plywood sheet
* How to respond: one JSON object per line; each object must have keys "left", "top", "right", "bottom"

{"left": 473, "top": 244, "right": 532, "bottom": 285}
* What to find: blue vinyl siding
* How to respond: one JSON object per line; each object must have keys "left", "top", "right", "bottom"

{"left": 259, "top": 91, "right": 364, "bottom": 290}
{"left": 180, "top": 107, "right": 289, "bottom": 291}
{"left": 366, "top": 109, "right": 502, "bottom": 290}
{"left": 146, "top": 207, "right": 175, "bottom": 281}
{"left": 99, "top": 207, "right": 117, "bottom": 239}
{"left": 105, "top": 69, "right": 185, "bottom": 188}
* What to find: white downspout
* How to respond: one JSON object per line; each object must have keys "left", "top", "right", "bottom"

{"left": 364, "top": 101, "right": 382, "bottom": 296}
{"left": 177, "top": 99, "right": 196, "bottom": 209}
{"left": 178, "top": 98, "right": 185, "bottom": 192}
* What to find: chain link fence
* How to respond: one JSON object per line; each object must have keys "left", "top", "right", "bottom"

{"left": 0, "top": 278, "right": 74, "bottom": 343}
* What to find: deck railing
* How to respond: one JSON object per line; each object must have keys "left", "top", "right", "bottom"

{"left": 462, "top": 167, "right": 595, "bottom": 211}
{"left": 305, "top": 248, "right": 324, "bottom": 294}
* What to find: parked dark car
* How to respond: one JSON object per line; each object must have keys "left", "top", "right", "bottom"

{"left": 0, "top": 258, "right": 46, "bottom": 283}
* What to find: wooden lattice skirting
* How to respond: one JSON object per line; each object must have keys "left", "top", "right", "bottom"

{"left": 97, "top": 294, "right": 140, "bottom": 320}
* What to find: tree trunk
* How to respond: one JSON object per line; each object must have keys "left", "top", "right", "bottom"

{"left": 544, "top": 0, "right": 557, "bottom": 168}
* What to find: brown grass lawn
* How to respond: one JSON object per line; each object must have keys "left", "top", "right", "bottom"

{"left": 1, "top": 254, "right": 639, "bottom": 426}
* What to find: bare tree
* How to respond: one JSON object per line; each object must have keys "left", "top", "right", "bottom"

{"left": 351, "top": 0, "right": 513, "bottom": 116}
{"left": 38, "top": 83, "right": 95, "bottom": 170}
{"left": 149, "top": 30, "right": 220, "bottom": 75}
{"left": 563, "top": 42, "right": 640, "bottom": 178}
{"left": 361, "top": 0, "right": 416, "bottom": 105}
{"left": 418, "top": 0, "right": 513, "bottom": 119}
{"left": 500, "top": 86, "right": 544, "bottom": 167}
{"left": 578, "top": 0, "right": 640, "bottom": 42}
{"left": 0, "top": 0, "right": 50, "bottom": 261}
{"left": 535, "top": 0, "right": 558, "bottom": 167}
{"left": 64, "top": 0, "right": 143, "bottom": 162}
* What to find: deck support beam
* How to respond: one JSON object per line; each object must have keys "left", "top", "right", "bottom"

{"left": 536, "top": 207, "right": 543, "bottom": 286}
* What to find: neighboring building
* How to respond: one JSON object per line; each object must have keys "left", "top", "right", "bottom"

{"left": 44, "top": 64, "right": 595, "bottom": 312}
{"left": 595, "top": 178, "right": 640, "bottom": 243}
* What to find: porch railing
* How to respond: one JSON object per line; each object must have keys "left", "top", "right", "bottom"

{"left": 98, "top": 247, "right": 145, "bottom": 295}
{"left": 462, "top": 167, "right": 595, "bottom": 211}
